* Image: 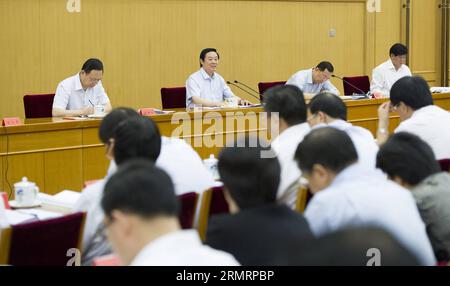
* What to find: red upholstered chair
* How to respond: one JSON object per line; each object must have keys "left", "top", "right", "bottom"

{"left": 178, "top": 192, "right": 199, "bottom": 229}
{"left": 0, "top": 212, "right": 86, "bottom": 266}
{"left": 23, "top": 93, "right": 55, "bottom": 118}
{"left": 197, "top": 186, "right": 230, "bottom": 241}
{"left": 160, "top": 87, "right": 186, "bottom": 109}
{"left": 258, "top": 81, "right": 286, "bottom": 100}
{"left": 438, "top": 159, "right": 450, "bottom": 172}
{"left": 342, "top": 76, "right": 370, "bottom": 95}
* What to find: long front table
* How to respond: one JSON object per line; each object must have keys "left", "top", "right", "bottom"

{"left": 1, "top": 93, "right": 449, "bottom": 196}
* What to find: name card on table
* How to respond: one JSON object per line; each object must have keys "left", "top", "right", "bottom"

{"left": 1, "top": 192, "right": 11, "bottom": 209}
{"left": 2, "top": 117, "right": 22, "bottom": 126}
{"left": 139, "top": 108, "right": 155, "bottom": 116}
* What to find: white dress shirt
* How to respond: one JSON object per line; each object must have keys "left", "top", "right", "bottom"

{"left": 313, "top": 120, "right": 379, "bottom": 170}
{"left": 53, "top": 73, "right": 110, "bottom": 110}
{"left": 370, "top": 59, "right": 412, "bottom": 97}
{"left": 271, "top": 123, "right": 311, "bottom": 208}
{"left": 286, "top": 69, "right": 340, "bottom": 95}
{"left": 130, "top": 230, "right": 239, "bottom": 266}
{"left": 395, "top": 105, "right": 450, "bottom": 160}
{"left": 186, "top": 68, "right": 235, "bottom": 107}
{"left": 304, "top": 164, "right": 436, "bottom": 266}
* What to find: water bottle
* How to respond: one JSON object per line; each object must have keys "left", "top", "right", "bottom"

{"left": 204, "top": 154, "right": 220, "bottom": 180}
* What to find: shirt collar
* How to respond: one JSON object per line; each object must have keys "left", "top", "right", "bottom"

{"left": 75, "top": 73, "right": 85, "bottom": 91}
{"left": 312, "top": 119, "right": 351, "bottom": 131}
{"left": 130, "top": 230, "right": 201, "bottom": 265}
{"left": 200, "top": 68, "right": 215, "bottom": 80}
{"left": 327, "top": 163, "right": 368, "bottom": 189}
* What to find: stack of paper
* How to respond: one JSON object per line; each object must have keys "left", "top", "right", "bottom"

{"left": 38, "top": 190, "right": 81, "bottom": 209}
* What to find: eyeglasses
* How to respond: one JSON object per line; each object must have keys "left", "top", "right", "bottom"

{"left": 391, "top": 102, "right": 401, "bottom": 111}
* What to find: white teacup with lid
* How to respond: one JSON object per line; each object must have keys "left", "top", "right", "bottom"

{"left": 14, "top": 177, "right": 39, "bottom": 206}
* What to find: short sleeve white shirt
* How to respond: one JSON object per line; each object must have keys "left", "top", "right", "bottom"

{"left": 53, "top": 73, "right": 110, "bottom": 110}
{"left": 370, "top": 59, "right": 412, "bottom": 97}
{"left": 286, "top": 69, "right": 340, "bottom": 95}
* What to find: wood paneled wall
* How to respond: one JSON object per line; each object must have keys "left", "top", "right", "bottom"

{"left": 0, "top": 0, "right": 410, "bottom": 118}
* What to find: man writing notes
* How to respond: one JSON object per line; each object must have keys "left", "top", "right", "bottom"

{"left": 371, "top": 43, "right": 412, "bottom": 98}
{"left": 186, "top": 48, "right": 249, "bottom": 108}
{"left": 52, "top": 58, "right": 112, "bottom": 117}
{"left": 286, "top": 61, "right": 340, "bottom": 98}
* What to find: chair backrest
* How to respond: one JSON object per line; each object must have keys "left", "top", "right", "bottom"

{"left": 438, "top": 159, "right": 450, "bottom": 172}
{"left": 160, "top": 87, "right": 186, "bottom": 109}
{"left": 23, "top": 94, "right": 55, "bottom": 118}
{"left": 178, "top": 192, "right": 199, "bottom": 229}
{"left": 0, "top": 212, "right": 86, "bottom": 266}
{"left": 295, "top": 187, "right": 309, "bottom": 213}
{"left": 257, "top": 81, "right": 286, "bottom": 100}
{"left": 197, "top": 186, "right": 230, "bottom": 241}
{"left": 342, "top": 76, "right": 370, "bottom": 95}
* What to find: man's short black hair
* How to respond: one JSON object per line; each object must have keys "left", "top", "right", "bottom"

{"left": 295, "top": 127, "right": 358, "bottom": 174}
{"left": 113, "top": 116, "right": 162, "bottom": 165}
{"left": 308, "top": 92, "right": 347, "bottom": 120}
{"left": 390, "top": 76, "right": 433, "bottom": 110}
{"left": 316, "top": 61, "right": 334, "bottom": 73}
{"left": 218, "top": 137, "right": 280, "bottom": 209}
{"left": 199, "top": 48, "right": 219, "bottom": 67}
{"left": 101, "top": 159, "right": 179, "bottom": 219}
{"left": 99, "top": 107, "right": 140, "bottom": 144}
{"left": 390, "top": 43, "right": 408, "bottom": 57}
{"left": 81, "top": 58, "right": 104, "bottom": 74}
{"left": 376, "top": 132, "right": 440, "bottom": 186}
{"left": 263, "top": 85, "right": 307, "bottom": 126}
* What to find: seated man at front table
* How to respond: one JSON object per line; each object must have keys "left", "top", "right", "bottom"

{"left": 52, "top": 58, "right": 112, "bottom": 117}
{"left": 286, "top": 61, "right": 340, "bottom": 98}
{"left": 370, "top": 43, "right": 412, "bottom": 97}
{"left": 186, "top": 48, "right": 249, "bottom": 108}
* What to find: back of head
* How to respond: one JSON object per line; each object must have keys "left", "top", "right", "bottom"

{"left": 82, "top": 58, "right": 104, "bottom": 73}
{"left": 295, "top": 127, "right": 358, "bottom": 174}
{"left": 263, "top": 85, "right": 307, "bottom": 126}
{"left": 218, "top": 137, "right": 280, "bottom": 210}
{"left": 101, "top": 159, "right": 179, "bottom": 220}
{"left": 390, "top": 76, "right": 433, "bottom": 110}
{"left": 316, "top": 61, "right": 334, "bottom": 73}
{"left": 113, "top": 116, "right": 162, "bottom": 165}
{"left": 376, "top": 132, "right": 440, "bottom": 186}
{"left": 308, "top": 92, "right": 347, "bottom": 120}
{"left": 389, "top": 43, "right": 408, "bottom": 57}
{"left": 295, "top": 227, "right": 420, "bottom": 266}
{"left": 99, "top": 107, "right": 140, "bottom": 144}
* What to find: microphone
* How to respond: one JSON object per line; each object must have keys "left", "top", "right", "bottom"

{"left": 226, "top": 81, "right": 262, "bottom": 103}
{"left": 332, "top": 75, "right": 371, "bottom": 99}
{"left": 233, "top": 80, "right": 261, "bottom": 98}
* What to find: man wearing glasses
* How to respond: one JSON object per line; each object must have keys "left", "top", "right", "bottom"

{"left": 370, "top": 43, "right": 412, "bottom": 98}
{"left": 286, "top": 61, "right": 340, "bottom": 98}
{"left": 52, "top": 58, "right": 112, "bottom": 117}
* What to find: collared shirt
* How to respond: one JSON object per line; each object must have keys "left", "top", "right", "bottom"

{"left": 130, "top": 230, "right": 240, "bottom": 266}
{"left": 286, "top": 69, "right": 340, "bottom": 95}
{"left": 271, "top": 123, "right": 311, "bottom": 208}
{"left": 53, "top": 73, "right": 110, "bottom": 110}
{"left": 413, "top": 172, "right": 450, "bottom": 260}
{"left": 370, "top": 59, "right": 412, "bottom": 97}
{"left": 313, "top": 120, "right": 379, "bottom": 170}
{"left": 75, "top": 136, "right": 216, "bottom": 264}
{"left": 186, "top": 68, "right": 235, "bottom": 107}
{"left": 304, "top": 164, "right": 436, "bottom": 266}
{"left": 395, "top": 105, "right": 450, "bottom": 160}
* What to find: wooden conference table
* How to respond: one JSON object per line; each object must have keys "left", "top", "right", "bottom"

{"left": 1, "top": 93, "right": 449, "bottom": 196}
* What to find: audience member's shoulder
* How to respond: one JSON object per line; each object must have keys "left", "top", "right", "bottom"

{"left": 74, "top": 179, "right": 106, "bottom": 211}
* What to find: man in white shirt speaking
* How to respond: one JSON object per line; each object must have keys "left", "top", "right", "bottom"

{"left": 377, "top": 76, "right": 450, "bottom": 160}
{"left": 101, "top": 159, "right": 239, "bottom": 266}
{"left": 371, "top": 43, "right": 412, "bottom": 98}
{"left": 186, "top": 48, "right": 248, "bottom": 108}
{"left": 295, "top": 127, "right": 436, "bottom": 266}
{"left": 286, "top": 61, "right": 340, "bottom": 98}
{"left": 52, "top": 58, "right": 112, "bottom": 117}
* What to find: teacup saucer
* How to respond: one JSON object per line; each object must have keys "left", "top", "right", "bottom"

{"left": 9, "top": 200, "right": 42, "bottom": 209}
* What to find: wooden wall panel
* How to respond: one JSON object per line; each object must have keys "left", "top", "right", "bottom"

{"left": 0, "top": 0, "right": 406, "bottom": 118}
{"left": 44, "top": 149, "right": 83, "bottom": 195}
